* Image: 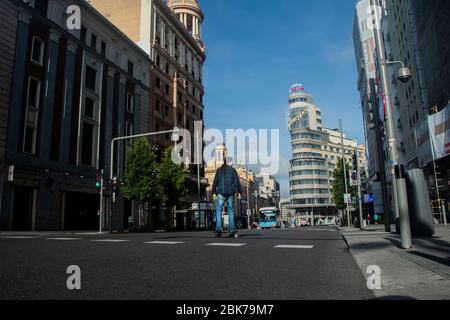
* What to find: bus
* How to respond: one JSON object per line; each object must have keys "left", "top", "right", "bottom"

{"left": 258, "top": 207, "right": 280, "bottom": 229}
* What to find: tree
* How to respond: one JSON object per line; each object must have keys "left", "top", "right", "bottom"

{"left": 157, "top": 147, "right": 187, "bottom": 228}
{"left": 331, "top": 159, "right": 357, "bottom": 211}
{"left": 122, "top": 138, "right": 159, "bottom": 229}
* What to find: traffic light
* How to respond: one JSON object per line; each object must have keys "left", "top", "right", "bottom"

{"left": 352, "top": 151, "right": 358, "bottom": 169}
{"left": 112, "top": 177, "right": 118, "bottom": 193}
{"left": 96, "top": 171, "right": 102, "bottom": 189}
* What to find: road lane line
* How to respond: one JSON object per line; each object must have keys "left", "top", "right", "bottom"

{"left": 275, "top": 245, "right": 314, "bottom": 249}
{"left": 92, "top": 239, "right": 131, "bottom": 243}
{"left": 206, "top": 243, "right": 247, "bottom": 247}
{"left": 145, "top": 241, "right": 185, "bottom": 245}
{"left": 45, "top": 238, "right": 83, "bottom": 241}
{"left": 1, "top": 236, "right": 39, "bottom": 239}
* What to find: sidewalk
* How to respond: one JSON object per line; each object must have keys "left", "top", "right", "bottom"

{"left": 340, "top": 225, "right": 450, "bottom": 300}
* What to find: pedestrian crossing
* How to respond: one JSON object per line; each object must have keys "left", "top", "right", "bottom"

{"left": 206, "top": 243, "right": 247, "bottom": 247}
{"left": 145, "top": 241, "right": 185, "bottom": 245}
{"left": 45, "top": 238, "right": 83, "bottom": 241}
{"left": 275, "top": 245, "right": 315, "bottom": 249}
{"left": 0, "top": 236, "right": 316, "bottom": 249}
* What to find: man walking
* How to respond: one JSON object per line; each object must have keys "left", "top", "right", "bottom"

{"left": 212, "top": 158, "right": 242, "bottom": 238}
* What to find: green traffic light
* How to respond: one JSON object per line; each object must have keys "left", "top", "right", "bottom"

{"left": 96, "top": 182, "right": 101, "bottom": 188}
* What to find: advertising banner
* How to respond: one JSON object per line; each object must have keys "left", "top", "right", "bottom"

{"left": 428, "top": 105, "right": 450, "bottom": 161}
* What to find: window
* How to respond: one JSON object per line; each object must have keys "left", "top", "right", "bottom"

{"left": 165, "top": 84, "right": 170, "bottom": 95}
{"left": 128, "top": 61, "right": 134, "bottom": 76}
{"left": 156, "top": 77, "right": 161, "bottom": 89}
{"left": 23, "top": 77, "right": 41, "bottom": 154}
{"left": 155, "top": 123, "right": 160, "bottom": 132}
{"left": 165, "top": 63, "right": 169, "bottom": 74}
{"left": 126, "top": 93, "right": 134, "bottom": 113}
{"left": 101, "top": 41, "right": 106, "bottom": 57}
{"left": 126, "top": 121, "right": 133, "bottom": 137}
{"left": 81, "top": 122, "right": 94, "bottom": 166}
{"left": 155, "top": 99, "right": 160, "bottom": 111}
{"left": 90, "top": 34, "right": 97, "bottom": 50}
{"left": 84, "top": 97, "right": 94, "bottom": 118}
{"left": 165, "top": 105, "right": 169, "bottom": 117}
{"left": 80, "top": 26, "right": 87, "bottom": 44}
{"left": 31, "top": 36, "right": 44, "bottom": 65}
{"left": 85, "top": 65, "right": 97, "bottom": 92}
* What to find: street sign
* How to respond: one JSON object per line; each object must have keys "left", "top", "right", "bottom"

{"left": 8, "top": 165, "right": 14, "bottom": 182}
{"left": 344, "top": 193, "right": 352, "bottom": 204}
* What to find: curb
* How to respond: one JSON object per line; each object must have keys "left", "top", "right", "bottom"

{"left": 341, "top": 234, "right": 350, "bottom": 250}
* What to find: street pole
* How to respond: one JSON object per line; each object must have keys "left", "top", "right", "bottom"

{"left": 246, "top": 165, "right": 251, "bottom": 229}
{"left": 109, "top": 129, "right": 179, "bottom": 233}
{"left": 371, "top": 0, "right": 411, "bottom": 249}
{"left": 369, "top": 78, "right": 391, "bottom": 232}
{"left": 339, "top": 120, "right": 350, "bottom": 227}
{"left": 356, "top": 150, "right": 364, "bottom": 230}
{"left": 99, "top": 169, "right": 104, "bottom": 233}
{"left": 196, "top": 128, "right": 201, "bottom": 208}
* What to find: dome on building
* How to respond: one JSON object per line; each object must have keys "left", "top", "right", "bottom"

{"left": 167, "top": 0, "right": 203, "bottom": 19}
{"left": 168, "top": 0, "right": 200, "bottom": 9}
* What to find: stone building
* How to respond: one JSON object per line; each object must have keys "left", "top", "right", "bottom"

{"left": 0, "top": 0, "right": 150, "bottom": 231}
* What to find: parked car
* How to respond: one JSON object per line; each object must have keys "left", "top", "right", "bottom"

{"left": 300, "top": 218, "right": 309, "bottom": 227}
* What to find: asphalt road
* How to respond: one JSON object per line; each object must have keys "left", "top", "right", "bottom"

{"left": 0, "top": 227, "right": 374, "bottom": 300}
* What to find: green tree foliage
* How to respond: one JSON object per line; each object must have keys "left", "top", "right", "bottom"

{"left": 331, "top": 159, "right": 357, "bottom": 210}
{"left": 122, "top": 138, "right": 159, "bottom": 203}
{"left": 157, "top": 147, "right": 187, "bottom": 208}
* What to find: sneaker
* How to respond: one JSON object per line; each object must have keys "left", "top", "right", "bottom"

{"left": 229, "top": 232, "right": 238, "bottom": 238}
{"left": 215, "top": 232, "right": 222, "bottom": 238}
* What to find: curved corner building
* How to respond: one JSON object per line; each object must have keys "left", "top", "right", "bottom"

{"left": 287, "top": 84, "right": 333, "bottom": 224}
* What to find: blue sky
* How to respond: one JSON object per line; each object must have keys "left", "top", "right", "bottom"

{"left": 201, "top": 0, "right": 364, "bottom": 197}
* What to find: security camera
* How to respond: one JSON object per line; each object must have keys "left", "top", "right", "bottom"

{"left": 397, "top": 67, "right": 412, "bottom": 83}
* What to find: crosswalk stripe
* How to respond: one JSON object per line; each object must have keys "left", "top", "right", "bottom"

{"left": 1, "top": 236, "right": 39, "bottom": 239}
{"left": 275, "top": 245, "right": 314, "bottom": 249}
{"left": 45, "top": 238, "right": 83, "bottom": 241}
{"left": 206, "top": 243, "right": 246, "bottom": 247}
{"left": 145, "top": 241, "right": 185, "bottom": 245}
{"left": 92, "top": 239, "right": 131, "bottom": 243}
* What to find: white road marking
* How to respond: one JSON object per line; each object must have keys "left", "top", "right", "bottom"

{"left": 206, "top": 243, "right": 247, "bottom": 247}
{"left": 275, "top": 245, "right": 314, "bottom": 249}
{"left": 92, "top": 239, "right": 131, "bottom": 243}
{"left": 45, "top": 238, "right": 83, "bottom": 241}
{"left": 145, "top": 241, "right": 185, "bottom": 245}
{"left": 75, "top": 232, "right": 108, "bottom": 235}
{"left": 1, "top": 236, "right": 39, "bottom": 239}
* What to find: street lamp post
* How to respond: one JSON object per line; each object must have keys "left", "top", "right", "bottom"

{"left": 371, "top": 0, "right": 412, "bottom": 249}
{"left": 339, "top": 120, "right": 350, "bottom": 228}
{"left": 109, "top": 129, "right": 179, "bottom": 232}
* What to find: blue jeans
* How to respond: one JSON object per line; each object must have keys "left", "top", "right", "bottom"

{"left": 215, "top": 194, "right": 236, "bottom": 234}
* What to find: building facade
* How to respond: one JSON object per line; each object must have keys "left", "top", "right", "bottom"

{"left": 0, "top": 0, "right": 151, "bottom": 231}
{"left": 90, "top": 0, "right": 208, "bottom": 216}
{"left": 353, "top": 0, "right": 450, "bottom": 220}
{"left": 353, "top": 0, "right": 386, "bottom": 215}
{"left": 254, "top": 173, "right": 280, "bottom": 209}
{"left": 287, "top": 84, "right": 367, "bottom": 225}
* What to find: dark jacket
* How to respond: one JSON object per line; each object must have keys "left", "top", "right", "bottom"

{"left": 212, "top": 165, "right": 242, "bottom": 197}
